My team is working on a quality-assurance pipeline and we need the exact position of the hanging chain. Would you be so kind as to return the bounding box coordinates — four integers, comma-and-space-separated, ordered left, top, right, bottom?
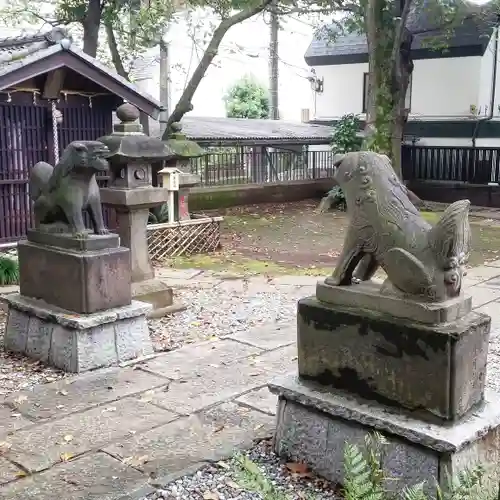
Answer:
51, 100, 59, 162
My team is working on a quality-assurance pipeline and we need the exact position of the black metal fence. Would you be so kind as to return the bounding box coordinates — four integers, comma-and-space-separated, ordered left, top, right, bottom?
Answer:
402, 145, 500, 184
189, 148, 336, 186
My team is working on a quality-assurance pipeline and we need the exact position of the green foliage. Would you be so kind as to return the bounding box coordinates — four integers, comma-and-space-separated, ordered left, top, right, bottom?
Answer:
0, 256, 19, 286
319, 113, 361, 212
148, 203, 170, 224
226, 435, 497, 500
343, 431, 494, 500
224, 75, 270, 119
233, 453, 291, 499
330, 113, 362, 155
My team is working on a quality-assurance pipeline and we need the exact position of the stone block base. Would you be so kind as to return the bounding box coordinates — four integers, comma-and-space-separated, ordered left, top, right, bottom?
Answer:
4, 294, 153, 373
132, 279, 185, 318
317, 280, 472, 324
18, 240, 131, 314
270, 375, 500, 493
298, 296, 490, 422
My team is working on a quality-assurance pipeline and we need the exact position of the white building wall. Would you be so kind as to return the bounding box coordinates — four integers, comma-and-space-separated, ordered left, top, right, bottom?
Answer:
411, 57, 482, 118
311, 56, 484, 121
134, 12, 315, 122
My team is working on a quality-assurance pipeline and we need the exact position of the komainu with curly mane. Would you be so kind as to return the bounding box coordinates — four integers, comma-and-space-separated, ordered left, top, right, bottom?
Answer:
327, 151, 471, 302
29, 141, 110, 238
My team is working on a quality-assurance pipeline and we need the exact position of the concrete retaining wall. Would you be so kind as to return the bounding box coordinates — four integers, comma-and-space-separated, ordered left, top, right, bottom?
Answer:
189, 178, 335, 211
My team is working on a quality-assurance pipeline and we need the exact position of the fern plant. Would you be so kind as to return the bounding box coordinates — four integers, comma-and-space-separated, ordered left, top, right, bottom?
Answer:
343, 432, 493, 500
0, 256, 19, 285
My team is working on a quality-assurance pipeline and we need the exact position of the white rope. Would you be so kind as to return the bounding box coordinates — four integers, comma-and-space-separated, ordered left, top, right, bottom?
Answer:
51, 100, 59, 162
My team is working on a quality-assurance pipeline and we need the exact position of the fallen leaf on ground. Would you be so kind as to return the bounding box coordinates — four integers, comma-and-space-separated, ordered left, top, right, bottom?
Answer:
60, 452, 73, 462
63, 434, 73, 443
225, 480, 240, 490
0, 442, 12, 453
216, 461, 230, 469
57, 390, 69, 396
122, 455, 149, 467
203, 491, 220, 500
286, 461, 313, 478
14, 395, 27, 404
213, 425, 225, 433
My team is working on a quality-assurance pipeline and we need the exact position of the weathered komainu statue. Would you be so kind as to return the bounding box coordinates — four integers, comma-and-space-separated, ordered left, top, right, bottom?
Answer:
29, 141, 110, 238
327, 151, 471, 302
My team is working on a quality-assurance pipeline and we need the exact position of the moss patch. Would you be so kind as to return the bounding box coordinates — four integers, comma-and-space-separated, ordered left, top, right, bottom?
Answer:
166, 253, 331, 277
190, 190, 242, 211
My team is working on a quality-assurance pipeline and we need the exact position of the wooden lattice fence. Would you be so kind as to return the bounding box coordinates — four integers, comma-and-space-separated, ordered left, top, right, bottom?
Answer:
147, 215, 223, 259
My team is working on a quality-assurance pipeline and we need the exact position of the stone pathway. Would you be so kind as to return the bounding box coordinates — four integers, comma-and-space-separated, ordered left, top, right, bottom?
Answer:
2, 264, 500, 499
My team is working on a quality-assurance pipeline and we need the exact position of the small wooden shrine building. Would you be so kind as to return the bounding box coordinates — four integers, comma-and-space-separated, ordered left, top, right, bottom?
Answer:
0, 27, 163, 242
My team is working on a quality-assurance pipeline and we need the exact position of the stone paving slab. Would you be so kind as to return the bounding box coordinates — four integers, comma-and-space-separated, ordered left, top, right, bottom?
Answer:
253, 344, 298, 374
464, 266, 500, 283
485, 260, 500, 268
0, 457, 23, 486
225, 323, 296, 350
4, 399, 178, 472
143, 356, 279, 415
4, 367, 169, 421
475, 300, 500, 338
0, 405, 34, 436
236, 387, 278, 416
164, 278, 221, 289
154, 268, 204, 280
103, 402, 273, 480
140, 338, 263, 380
144, 344, 297, 414
0, 452, 150, 500
467, 283, 500, 308
271, 275, 323, 287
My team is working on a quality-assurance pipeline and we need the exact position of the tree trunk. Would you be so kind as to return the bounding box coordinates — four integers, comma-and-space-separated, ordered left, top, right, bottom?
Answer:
269, 0, 279, 120
161, 0, 273, 139
82, 0, 102, 57
363, 0, 414, 178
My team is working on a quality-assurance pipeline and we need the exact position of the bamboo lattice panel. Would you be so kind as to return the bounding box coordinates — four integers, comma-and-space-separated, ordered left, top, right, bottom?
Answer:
147, 217, 223, 260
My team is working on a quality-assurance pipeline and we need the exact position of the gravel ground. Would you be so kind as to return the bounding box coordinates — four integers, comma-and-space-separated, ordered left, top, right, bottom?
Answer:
0, 276, 308, 394
147, 439, 339, 500
0, 310, 68, 396
148, 278, 310, 352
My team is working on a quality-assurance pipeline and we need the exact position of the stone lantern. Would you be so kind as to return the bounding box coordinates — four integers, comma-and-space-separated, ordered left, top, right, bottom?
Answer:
98, 103, 179, 317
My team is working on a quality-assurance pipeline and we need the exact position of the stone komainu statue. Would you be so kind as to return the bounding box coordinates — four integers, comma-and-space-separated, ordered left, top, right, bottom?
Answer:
29, 141, 110, 237
328, 151, 471, 302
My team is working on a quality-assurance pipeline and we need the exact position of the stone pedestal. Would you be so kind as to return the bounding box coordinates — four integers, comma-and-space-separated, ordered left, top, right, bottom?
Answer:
270, 280, 500, 491
271, 376, 500, 494
4, 294, 153, 373
19, 231, 131, 314
176, 172, 200, 221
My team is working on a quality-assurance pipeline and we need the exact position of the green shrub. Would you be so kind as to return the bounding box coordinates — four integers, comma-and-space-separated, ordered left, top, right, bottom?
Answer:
318, 113, 362, 213
331, 113, 363, 155
224, 75, 270, 119
0, 256, 19, 286
148, 203, 170, 224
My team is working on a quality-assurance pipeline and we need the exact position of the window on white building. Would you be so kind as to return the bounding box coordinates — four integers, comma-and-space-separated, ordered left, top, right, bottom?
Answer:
362, 72, 412, 113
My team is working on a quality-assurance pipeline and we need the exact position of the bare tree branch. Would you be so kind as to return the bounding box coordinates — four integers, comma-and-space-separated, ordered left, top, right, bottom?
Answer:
162, 0, 274, 137
105, 21, 129, 78
391, 0, 413, 62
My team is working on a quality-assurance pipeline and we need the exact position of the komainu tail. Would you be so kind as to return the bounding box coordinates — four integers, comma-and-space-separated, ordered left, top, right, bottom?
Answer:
428, 200, 471, 267
28, 161, 54, 201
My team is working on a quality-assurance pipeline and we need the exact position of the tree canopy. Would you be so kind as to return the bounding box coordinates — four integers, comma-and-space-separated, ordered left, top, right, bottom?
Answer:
225, 75, 270, 118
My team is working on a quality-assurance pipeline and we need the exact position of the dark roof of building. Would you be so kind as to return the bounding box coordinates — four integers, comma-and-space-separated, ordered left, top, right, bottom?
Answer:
0, 28, 163, 118
148, 116, 333, 145
305, 12, 496, 66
